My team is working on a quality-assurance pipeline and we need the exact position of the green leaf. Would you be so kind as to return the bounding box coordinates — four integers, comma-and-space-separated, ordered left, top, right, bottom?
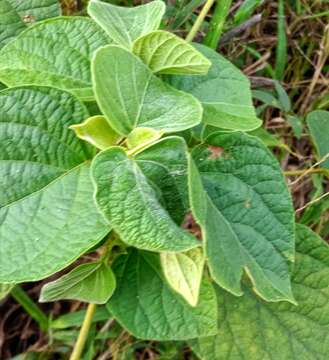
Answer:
108, 249, 218, 340
307, 110, 329, 169
91, 140, 199, 252
169, 44, 262, 131
70, 115, 122, 150
0, 0, 60, 49
92, 45, 202, 136
126, 127, 163, 151
0, 0, 26, 49
0, 17, 109, 100
0, 86, 93, 207
0, 86, 110, 283
88, 0, 165, 49
160, 248, 204, 306
0, 283, 14, 300
189, 131, 295, 302
191, 225, 329, 360
133, 30, 211, 75
40, 262, 116, 304
134, 136, 190, 224
7, 0, 60, 22
0, 164, 110, 283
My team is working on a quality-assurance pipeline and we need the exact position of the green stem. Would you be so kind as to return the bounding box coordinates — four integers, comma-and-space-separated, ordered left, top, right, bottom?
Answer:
203, 0, 233, 49
185, 0, 216, 42
70, 303, 97, 360
11, 286, 49, 331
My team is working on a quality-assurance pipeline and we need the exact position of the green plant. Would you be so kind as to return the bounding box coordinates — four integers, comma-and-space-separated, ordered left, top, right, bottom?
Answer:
1, 0, 329, 359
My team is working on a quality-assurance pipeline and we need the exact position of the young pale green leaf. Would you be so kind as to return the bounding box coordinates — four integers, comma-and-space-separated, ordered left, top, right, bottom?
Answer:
189, 131, 295, 303
88, 0, 165, 49
0, 86, 110, 283
191, 225, 329, 360
91, 142, 198, 252
92, 45, 202, 136
160, 248, 204, 307
0, 17, 109, 100
107, 249, 217, 340
126, 127, 163, 152
70, 116, 121, 150
40, 262, 116, 304
0, 283, 14, 300
307, 110, 329, 169
169, 44, 261, 131
133, 31, 211, 75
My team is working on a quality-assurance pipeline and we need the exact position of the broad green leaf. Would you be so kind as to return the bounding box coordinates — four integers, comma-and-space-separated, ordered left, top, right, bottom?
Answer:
169, 44, 261, 131
0, 86, 93, 207
70, 116, 121, 150
0, 86, 110, 283
40, 262, 116, 304
189, 131, 295, 302
126, 127, 163, 152
0, 0, 60, 49
0, 283, 14, 300
88, 0, 165, 49
92, 45, 202, 136
133, 31, 211, 75
134, 136, 190, 224
107, 249, 217, 340
7, 0, 60, 22
0, 164, 110, 283
160, 248, 204, 306
91, 141, 198, 252
0, 17, 109, 100
191, 225, 329, 360
307, 110, 329, 169
0, 0, 26, 49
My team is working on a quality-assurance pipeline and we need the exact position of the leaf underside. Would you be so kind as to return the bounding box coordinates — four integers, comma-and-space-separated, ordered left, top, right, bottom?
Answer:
40, 262, 116, 304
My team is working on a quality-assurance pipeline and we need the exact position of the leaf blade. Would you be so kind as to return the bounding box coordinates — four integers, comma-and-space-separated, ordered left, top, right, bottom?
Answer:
0, 17, 109, 99
40, 262, 116, 304
191, 225, 329, 360
169, 44, 261, 131
189, 132, 295, 302
92, 45, 202, 135
108, 249, 217, 340
88, 0, 165, 49
160, 248, 205, 306
91, 143, 199, 252
133, 30, 211, 75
